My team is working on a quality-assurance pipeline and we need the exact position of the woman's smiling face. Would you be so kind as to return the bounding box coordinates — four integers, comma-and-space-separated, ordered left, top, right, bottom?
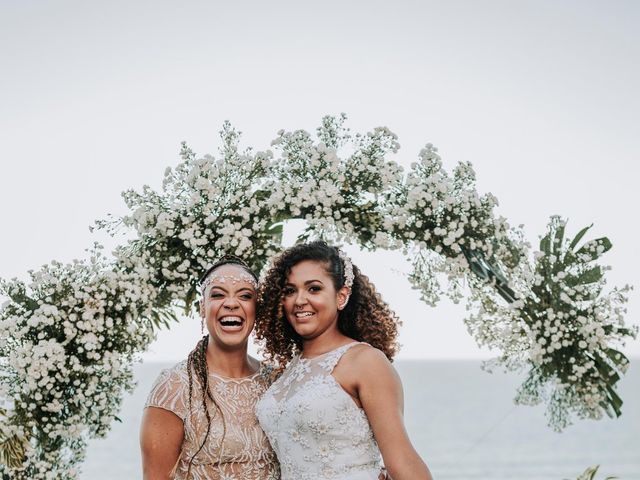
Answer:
201, 264, 256, 349
282, 260, 349, 340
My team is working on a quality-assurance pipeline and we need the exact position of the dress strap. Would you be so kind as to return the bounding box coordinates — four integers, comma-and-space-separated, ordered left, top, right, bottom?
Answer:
317, 342, 364, 373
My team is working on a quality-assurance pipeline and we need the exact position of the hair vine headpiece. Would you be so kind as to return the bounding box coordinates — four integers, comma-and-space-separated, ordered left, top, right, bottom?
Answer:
199, 255, 258, 294
337, 248, 354, 289
200, 272, 258, 295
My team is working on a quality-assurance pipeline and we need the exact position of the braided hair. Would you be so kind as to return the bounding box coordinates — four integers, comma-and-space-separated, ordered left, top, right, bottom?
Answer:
183, 255, 257, 478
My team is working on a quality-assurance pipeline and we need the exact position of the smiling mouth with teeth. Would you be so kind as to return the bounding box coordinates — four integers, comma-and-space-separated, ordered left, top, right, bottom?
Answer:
295, 312, 314, 318
219, 316, 243, 326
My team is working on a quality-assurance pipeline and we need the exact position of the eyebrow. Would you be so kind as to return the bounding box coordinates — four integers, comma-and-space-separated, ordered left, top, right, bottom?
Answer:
285, 279, 325, 286
209, 286, 255, 293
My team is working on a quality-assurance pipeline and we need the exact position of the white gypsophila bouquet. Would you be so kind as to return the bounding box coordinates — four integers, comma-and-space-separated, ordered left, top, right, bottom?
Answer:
470, 217, 636, 430
0, 247, 156, 479
104, 116, 406, 320
102, 122, 284, 319
391, 143, 522, 305
367, 140, 635, 429
0, 115, 635, 477
265, 114, 404, 250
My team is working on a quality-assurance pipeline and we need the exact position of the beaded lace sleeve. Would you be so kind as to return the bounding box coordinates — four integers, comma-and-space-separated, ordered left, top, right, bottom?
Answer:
144, 361, 189, 422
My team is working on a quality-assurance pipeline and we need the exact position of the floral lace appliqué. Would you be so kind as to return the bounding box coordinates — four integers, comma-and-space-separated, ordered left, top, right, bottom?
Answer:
255, 343, 382, 480
146, 360, 280, 480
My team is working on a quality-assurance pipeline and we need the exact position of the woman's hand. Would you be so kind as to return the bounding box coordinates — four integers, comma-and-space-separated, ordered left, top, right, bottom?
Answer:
140, 407, 184, 480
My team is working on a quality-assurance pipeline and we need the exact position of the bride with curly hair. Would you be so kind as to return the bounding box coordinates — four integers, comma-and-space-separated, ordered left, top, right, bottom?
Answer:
255, 241, 433, 480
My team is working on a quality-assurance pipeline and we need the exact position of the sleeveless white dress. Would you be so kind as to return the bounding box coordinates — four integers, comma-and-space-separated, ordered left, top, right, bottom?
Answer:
256, 342, 382, 480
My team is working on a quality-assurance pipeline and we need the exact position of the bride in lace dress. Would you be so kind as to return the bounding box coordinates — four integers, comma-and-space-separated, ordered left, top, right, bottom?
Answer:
255, 242, 433, 480
140, 256, 279, 480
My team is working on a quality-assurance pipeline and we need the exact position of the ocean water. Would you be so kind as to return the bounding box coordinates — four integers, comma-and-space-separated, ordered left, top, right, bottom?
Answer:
81, 360, 639, 479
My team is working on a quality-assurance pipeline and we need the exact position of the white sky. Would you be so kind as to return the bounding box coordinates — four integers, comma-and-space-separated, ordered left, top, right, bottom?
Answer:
1, 0, 638, 361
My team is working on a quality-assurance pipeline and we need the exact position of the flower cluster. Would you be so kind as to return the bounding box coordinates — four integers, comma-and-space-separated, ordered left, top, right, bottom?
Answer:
385, 143, 523, 306
463, 217, 636, 430
0, 248, 156, 479
510, 218, 634, 429
106, 122, 285, 315
0, 115, 635, 476
265, 114, 404, 248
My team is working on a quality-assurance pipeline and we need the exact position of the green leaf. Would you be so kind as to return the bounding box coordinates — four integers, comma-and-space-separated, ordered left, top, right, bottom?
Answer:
602, 325, 635, 337
593, 353, 620, 384
540, 232, 551, 255
577, 265, 603, 284
254, 189, 271, 203
604, 348, 630, 370
575, 465, 599, 480
150, 306, 178, 330
150, 311, 170, 330
568, 224, 593, 252
265, 221, 284, 244
461, 248, 489, 281
551, 221, 565, 254
605, 384, 623, 417
183, 286, 197, 315
563, 225, 592, 265
267, 222, 284, 235
573, 237, 612, 262
565, 266, 603, 287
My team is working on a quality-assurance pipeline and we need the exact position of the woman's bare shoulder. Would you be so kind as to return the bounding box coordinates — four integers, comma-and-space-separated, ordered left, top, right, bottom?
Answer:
344, 343, 395, 374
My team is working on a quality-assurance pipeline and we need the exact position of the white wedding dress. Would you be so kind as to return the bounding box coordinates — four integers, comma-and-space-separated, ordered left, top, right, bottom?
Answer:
256, 342, 382, 480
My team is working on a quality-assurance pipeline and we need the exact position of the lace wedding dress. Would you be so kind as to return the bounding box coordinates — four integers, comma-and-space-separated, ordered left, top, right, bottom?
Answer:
256, 342, 382, 480
145, 360, 280, 480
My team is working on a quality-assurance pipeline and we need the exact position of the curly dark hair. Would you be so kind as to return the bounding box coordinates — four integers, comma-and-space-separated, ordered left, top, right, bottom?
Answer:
255, 241, 401, 367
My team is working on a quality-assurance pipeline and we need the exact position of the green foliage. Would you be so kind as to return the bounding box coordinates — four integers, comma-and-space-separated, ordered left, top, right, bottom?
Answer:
564, 465, 618, 480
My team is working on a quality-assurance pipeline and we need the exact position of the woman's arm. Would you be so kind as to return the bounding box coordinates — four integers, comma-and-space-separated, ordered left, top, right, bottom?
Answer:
140, 406, 184, 480
348, 347, 433, 480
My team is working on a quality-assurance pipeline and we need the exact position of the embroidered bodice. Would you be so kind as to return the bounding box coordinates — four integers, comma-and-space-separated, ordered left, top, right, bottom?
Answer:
145, 360, 280, 480
255, 343, 382, 480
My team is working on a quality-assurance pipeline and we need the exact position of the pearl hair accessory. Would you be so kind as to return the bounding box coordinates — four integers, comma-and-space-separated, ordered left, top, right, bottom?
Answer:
337, 249, 354, 310
337, 249, 354, 288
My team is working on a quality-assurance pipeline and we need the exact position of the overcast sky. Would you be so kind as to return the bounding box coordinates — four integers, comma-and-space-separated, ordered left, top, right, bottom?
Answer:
1, 0, 638, 361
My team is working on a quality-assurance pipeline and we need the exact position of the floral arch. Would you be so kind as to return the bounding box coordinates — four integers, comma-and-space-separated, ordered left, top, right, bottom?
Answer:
0, 115, 635, 479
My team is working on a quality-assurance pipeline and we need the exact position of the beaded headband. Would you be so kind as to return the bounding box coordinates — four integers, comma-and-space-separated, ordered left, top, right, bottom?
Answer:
200, 272, 258, 295
199, 261, 258, 295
